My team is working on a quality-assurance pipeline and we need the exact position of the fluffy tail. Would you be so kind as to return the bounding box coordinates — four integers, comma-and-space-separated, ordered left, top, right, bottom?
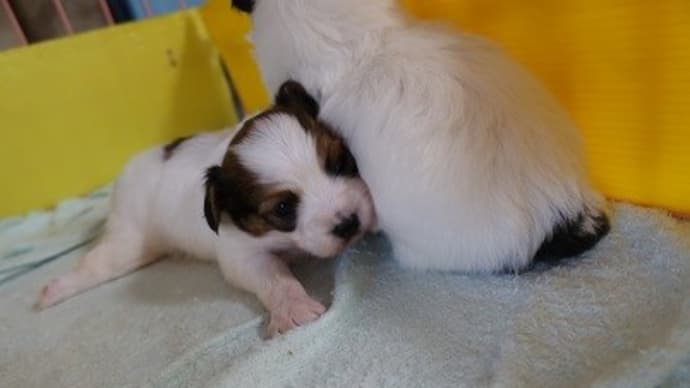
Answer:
534, 206, 611, 263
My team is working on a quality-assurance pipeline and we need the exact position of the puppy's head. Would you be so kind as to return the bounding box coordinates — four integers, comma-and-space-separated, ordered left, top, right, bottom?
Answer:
204, 81, 375, 258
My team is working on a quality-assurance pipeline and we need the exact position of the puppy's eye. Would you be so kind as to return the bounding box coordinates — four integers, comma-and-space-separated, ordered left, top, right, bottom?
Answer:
262, 191, 300, 232
332, 158, 346, 176
274, 201, 296, 219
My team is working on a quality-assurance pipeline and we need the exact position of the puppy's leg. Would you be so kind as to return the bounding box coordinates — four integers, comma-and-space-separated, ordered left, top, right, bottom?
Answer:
217, 253, 326, 337
37, 223, 160, 309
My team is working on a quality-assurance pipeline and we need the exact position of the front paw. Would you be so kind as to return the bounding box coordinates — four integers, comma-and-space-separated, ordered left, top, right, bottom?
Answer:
266, 285, 326, 337
35, 275, 75, 310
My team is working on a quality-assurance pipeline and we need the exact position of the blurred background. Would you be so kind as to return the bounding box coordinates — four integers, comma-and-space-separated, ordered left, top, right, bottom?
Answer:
0, 0, 205, 50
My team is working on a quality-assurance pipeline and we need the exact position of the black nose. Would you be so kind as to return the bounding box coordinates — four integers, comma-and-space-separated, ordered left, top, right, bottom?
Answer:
331, 214, 360, 240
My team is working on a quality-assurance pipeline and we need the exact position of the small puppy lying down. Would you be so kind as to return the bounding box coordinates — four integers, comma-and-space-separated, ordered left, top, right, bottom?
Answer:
37, 81, 376, 336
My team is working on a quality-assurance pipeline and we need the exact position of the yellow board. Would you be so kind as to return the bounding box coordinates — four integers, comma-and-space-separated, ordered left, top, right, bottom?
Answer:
200, 0, 270, 114
211, 0, 690, 214
0, 10, 236, 217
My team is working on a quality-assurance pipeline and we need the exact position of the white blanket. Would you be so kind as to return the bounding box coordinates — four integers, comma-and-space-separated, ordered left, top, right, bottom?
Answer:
2, 190, 690, 387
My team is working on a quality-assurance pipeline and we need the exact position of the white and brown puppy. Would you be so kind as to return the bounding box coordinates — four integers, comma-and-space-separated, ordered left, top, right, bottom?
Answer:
37, 81, 376, 336
232, 0, 610, 273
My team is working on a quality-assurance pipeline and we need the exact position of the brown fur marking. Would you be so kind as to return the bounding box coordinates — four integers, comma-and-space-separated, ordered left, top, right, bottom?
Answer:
163, 136, 191, 160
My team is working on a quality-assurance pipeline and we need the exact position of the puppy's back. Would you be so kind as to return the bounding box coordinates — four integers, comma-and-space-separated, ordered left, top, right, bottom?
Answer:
108, 130, 230, 260
325, 22, 609, 272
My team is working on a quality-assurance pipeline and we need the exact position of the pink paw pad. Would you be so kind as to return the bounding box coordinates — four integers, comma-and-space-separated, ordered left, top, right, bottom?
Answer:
266, 294, 326, 337
36, 278, 71, 310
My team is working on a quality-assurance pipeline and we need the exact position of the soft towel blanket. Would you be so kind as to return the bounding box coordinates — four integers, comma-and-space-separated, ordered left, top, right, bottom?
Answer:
2, 190, 690, 387
0, 188, 330, 388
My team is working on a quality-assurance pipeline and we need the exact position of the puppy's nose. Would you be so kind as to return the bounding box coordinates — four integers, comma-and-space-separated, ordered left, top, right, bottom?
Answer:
331, 213, 360, 240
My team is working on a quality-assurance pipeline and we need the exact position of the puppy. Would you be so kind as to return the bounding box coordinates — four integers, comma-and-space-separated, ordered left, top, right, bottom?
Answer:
37, 81, 376, 336
231, 0, 611, 273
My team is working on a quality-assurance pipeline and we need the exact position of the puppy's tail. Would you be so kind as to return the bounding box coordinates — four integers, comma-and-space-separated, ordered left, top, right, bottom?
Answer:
533, 205, 611, 263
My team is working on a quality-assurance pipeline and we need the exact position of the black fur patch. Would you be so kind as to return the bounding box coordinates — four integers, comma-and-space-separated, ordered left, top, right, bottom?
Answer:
163, 136, 191, 160
203, 166, 225, 233
275, 80, 320, 119
231, 0, 255, 13
203, 159, 262, 235
534, 210, 611, 263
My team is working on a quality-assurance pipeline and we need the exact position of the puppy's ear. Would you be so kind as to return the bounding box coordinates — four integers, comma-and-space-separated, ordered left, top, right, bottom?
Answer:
204, 166, 226, 233
231, 0, 255, 13
275, 80, 320, 119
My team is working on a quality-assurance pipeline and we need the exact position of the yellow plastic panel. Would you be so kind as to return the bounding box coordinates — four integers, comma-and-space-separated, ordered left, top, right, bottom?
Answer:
200, 0, 270, 114
400, 0, 690, 213
0, 10, 236, 217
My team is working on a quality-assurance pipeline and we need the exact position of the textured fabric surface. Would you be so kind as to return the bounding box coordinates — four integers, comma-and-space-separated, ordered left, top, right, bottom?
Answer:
0, 188, 256, 387
2, 191, 690, 387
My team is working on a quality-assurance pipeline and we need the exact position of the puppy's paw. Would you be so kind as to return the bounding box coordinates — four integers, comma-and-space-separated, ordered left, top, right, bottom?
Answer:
35, 276, 75, 310
266, 285, 326, 337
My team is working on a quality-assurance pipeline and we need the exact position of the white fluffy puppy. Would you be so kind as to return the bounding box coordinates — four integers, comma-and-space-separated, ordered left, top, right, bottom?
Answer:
37, 81, 376, 336
231, 0, 610, 273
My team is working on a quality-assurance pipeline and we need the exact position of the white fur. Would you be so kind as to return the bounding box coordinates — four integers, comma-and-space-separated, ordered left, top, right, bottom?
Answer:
246, 0, 607, 272
37, 114, 375, 337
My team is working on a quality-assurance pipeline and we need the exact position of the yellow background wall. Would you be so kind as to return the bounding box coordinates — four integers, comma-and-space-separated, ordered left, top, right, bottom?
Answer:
0, 11, 236, 217
1, 1, 688, 217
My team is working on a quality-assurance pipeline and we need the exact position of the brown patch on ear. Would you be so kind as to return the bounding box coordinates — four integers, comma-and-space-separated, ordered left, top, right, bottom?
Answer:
163, 136, 191, 160
312, 123, 359, 177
